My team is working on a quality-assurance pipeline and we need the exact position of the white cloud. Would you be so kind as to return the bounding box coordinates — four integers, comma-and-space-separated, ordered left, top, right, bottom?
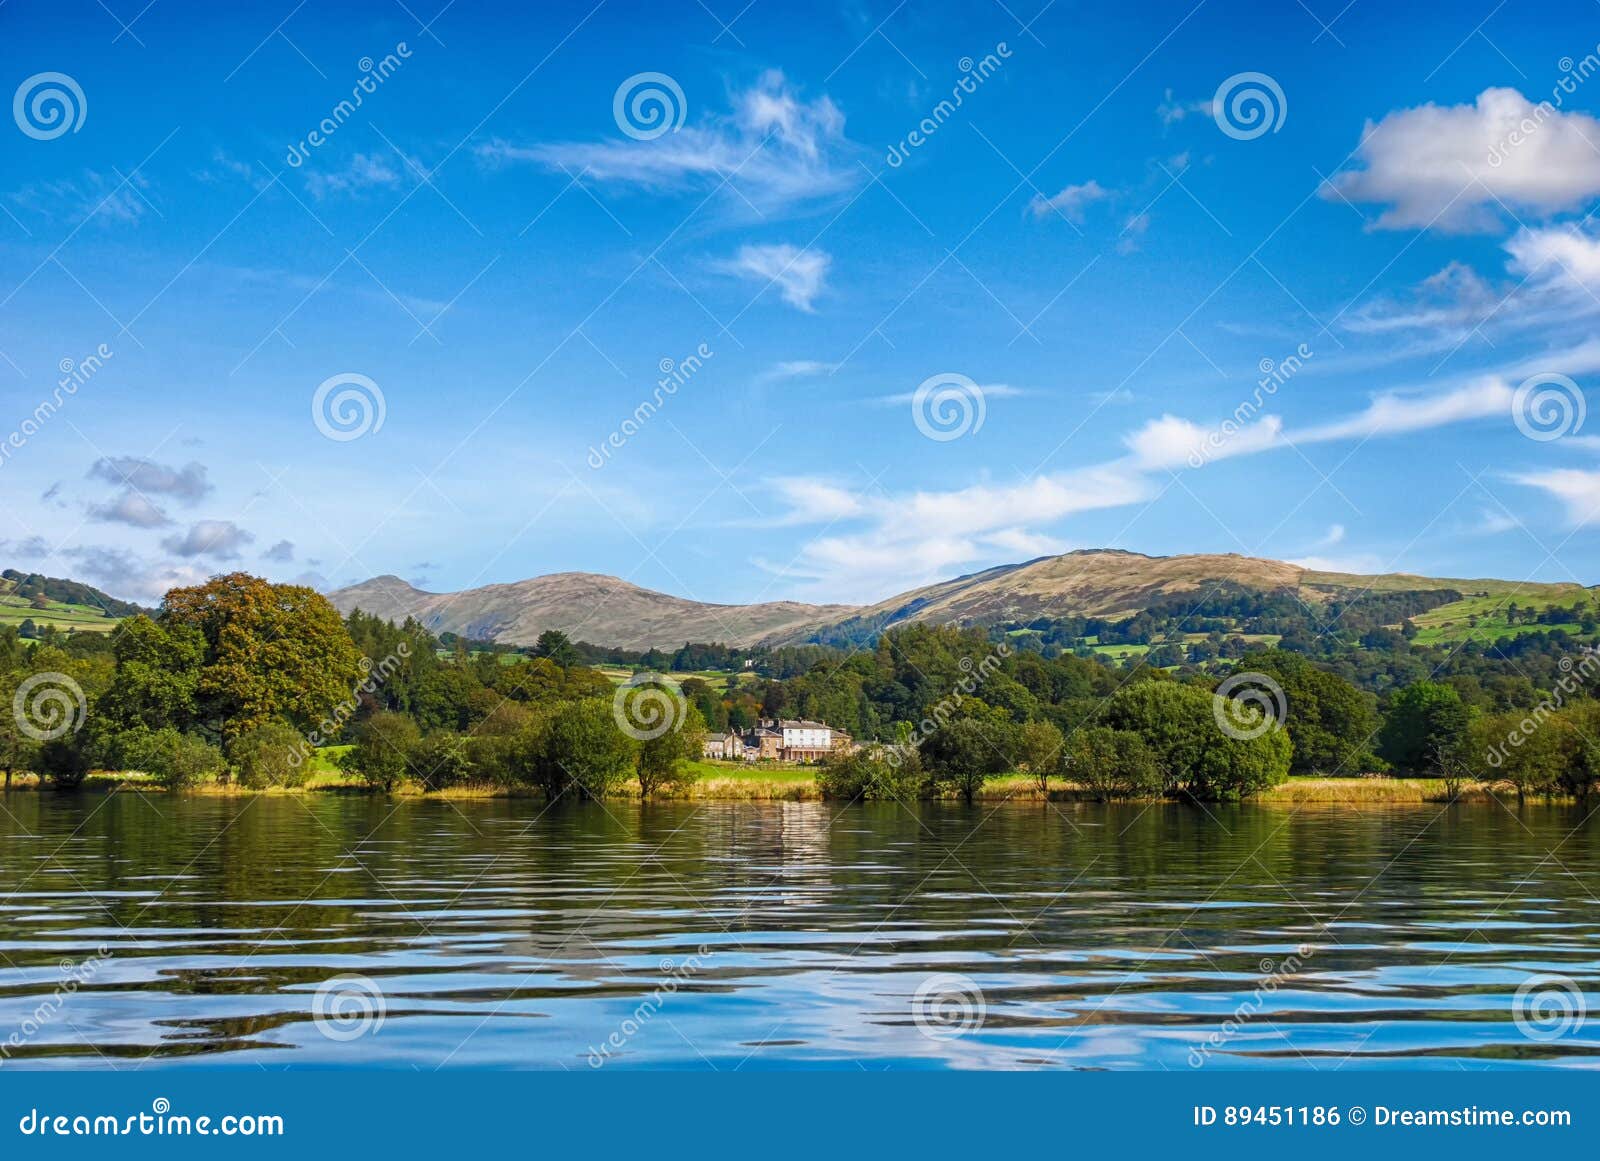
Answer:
88, 489, 172, 529
1509, 467, 1600, 525
1325, 88, 1600, 231
1030, 179, 1110, 223
161, 520, 255, 559
874, 383, 1027, 405
1117, 211, 1150, 254
483, 72, 859, 217
303, 152, 401, 199
1123, 413, 1282, 469
763, 359, 838, 381
1297, 377, 1512, 442
1289, 553, 1390, 575
262, 539, 295, 563
717, 243, 830, 311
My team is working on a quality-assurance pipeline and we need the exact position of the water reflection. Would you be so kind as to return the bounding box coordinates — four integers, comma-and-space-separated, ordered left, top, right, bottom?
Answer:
0, 795, 1596, 1069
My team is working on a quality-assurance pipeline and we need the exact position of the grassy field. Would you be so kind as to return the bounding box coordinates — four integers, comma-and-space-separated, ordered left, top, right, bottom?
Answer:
1410, 591, 1597, 646
0, 593, 122, 633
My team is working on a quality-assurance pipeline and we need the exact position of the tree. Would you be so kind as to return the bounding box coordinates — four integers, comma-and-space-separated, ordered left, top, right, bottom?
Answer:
817, 743, 927, 802
533, 629, 579, 668
921, 718, 1015, 804
338, 713, 421, 792
1104, 680, 1291, 800
229, 721, 312, 789
123, 728, 226, 789
98, 615, 205, 733
1379, 681, 1473, 776
161, 573, 363, 744
1014, 719, 1064, 796
1474, 710, 1568, 805
1237, 651, 1381, 775
411, 731, 475, 791
637, 703, 707, 799
531, 699, 638, 801
1062, 726, 1163, 801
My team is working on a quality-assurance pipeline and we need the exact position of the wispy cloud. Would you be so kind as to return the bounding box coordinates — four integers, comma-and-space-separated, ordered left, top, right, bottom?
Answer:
716, 243, 830, 311
161, 520, 255, 559
1029, 179, 1111, 223
88, 457, 212, 504
480, 71, 861, 218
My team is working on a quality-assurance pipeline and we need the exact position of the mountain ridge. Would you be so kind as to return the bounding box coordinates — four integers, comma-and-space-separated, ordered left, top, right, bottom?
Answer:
327, 550, 1594, 651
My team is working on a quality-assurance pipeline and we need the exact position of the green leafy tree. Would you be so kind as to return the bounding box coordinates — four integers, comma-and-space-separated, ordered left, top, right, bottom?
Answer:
1104, 680, 1291, 799
161, 573, 363, 744
411, 731, 475, 791
1063, 725, 1163, 801
1379, 681, 1473, 776
921, 718, 1016, 804
338, 713, 422, 792
1237, 651, 1381, 774
229, 721, 312, 789
532, 629, 579, 668
531, 699, 638, 800
637, 703, 707, 799
817, 743, 927, 802
1014, 719, 1064, 796
1474, 710, 1568, 804
122, 727, 226, 789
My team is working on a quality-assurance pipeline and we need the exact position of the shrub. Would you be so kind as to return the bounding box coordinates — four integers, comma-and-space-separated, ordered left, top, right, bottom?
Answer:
412, 731, 474, 791
123, 727, 226, 789
817, 744, 927, 802
229, 721, 311, 789
1062, 726, 1162, 801
338, 713, 422, 792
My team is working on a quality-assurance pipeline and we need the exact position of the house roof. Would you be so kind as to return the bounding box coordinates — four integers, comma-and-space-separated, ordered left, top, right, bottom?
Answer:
779, 719, 830, 730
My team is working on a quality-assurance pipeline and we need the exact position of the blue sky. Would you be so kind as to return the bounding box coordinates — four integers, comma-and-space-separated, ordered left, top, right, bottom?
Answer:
6, 0, 1600, 608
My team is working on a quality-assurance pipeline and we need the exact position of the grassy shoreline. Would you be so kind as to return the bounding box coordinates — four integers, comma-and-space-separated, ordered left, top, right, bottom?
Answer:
0, 765, 1548, 805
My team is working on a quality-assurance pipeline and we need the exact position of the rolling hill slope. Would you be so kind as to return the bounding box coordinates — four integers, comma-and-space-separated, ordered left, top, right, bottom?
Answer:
330, 551, 1595, 651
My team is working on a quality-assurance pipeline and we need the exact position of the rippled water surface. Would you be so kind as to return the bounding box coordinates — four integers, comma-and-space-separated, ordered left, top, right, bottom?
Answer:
1, 794, 1597, 1069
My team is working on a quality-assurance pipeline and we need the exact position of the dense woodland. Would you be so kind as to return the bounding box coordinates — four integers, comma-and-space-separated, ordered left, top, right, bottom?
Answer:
2, 571, 1599, 804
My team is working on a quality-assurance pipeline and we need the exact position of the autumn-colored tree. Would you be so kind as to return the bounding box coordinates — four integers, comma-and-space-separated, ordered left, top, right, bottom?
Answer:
161, 573, 362, 743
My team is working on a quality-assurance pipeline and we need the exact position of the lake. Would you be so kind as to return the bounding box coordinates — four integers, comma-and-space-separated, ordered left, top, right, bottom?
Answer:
0, 794, 1596, 1069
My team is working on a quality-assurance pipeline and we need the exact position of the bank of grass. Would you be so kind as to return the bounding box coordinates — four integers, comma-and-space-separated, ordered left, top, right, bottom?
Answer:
0, 760, 1547, 805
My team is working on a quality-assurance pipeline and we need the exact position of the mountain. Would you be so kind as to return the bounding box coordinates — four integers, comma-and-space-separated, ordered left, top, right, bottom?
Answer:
329, 551, 1593, 651
327, 573, 858, 652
